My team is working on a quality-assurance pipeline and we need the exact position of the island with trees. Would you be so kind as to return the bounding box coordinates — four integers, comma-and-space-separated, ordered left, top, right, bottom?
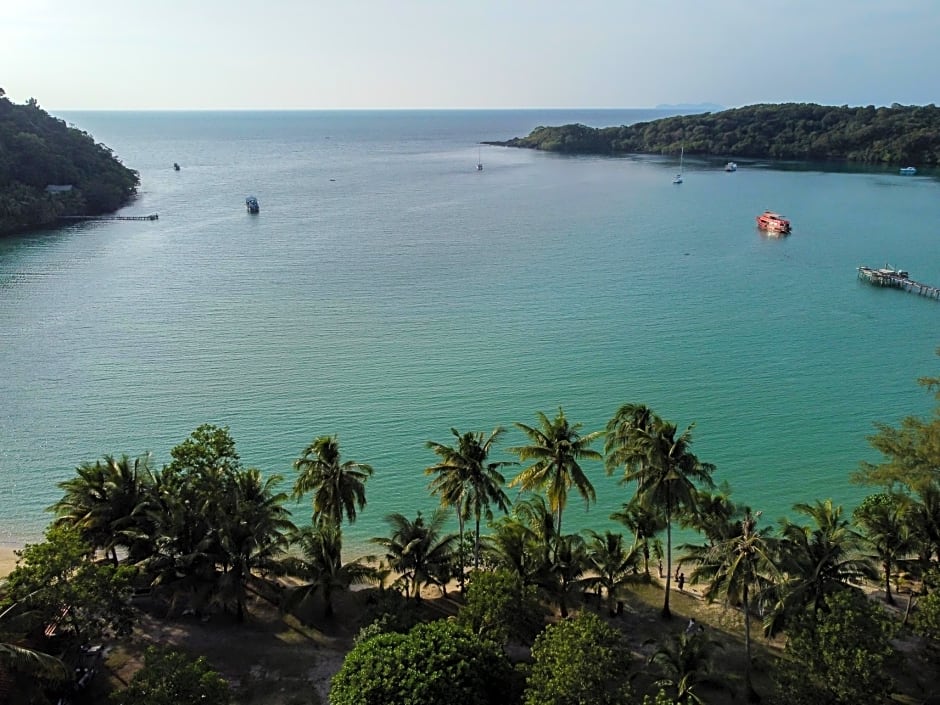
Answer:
1, 350, 939, 705
488, 102, 940, 166
0, 89, 139, 236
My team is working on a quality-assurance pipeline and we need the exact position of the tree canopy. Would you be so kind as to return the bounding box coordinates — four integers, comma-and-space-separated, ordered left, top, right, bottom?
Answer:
0, 91, 139, 235
490, 102, 940, 166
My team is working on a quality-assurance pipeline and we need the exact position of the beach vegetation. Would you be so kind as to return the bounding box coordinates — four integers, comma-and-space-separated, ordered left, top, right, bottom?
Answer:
110, 645, 231, 705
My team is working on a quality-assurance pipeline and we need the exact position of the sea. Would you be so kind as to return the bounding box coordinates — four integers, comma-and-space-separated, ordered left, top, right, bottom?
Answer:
1, 109, 938, 557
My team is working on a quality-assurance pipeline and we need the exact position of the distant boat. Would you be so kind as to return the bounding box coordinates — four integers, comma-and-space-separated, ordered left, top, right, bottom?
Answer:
173, 162, 181, 171
673, 144, 684, 184
245, 196, 260, 214
725, 161, 737, 172
756, 210, 791, 235
477, 147, 483, 171
899, 166, 917, 175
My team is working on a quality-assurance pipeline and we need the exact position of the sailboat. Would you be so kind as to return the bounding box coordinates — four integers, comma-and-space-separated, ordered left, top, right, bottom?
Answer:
672, 144, 684, 184
476, 147, 483, 171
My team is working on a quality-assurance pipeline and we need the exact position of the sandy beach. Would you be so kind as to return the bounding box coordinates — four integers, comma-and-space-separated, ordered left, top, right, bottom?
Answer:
1, 546, 20, 578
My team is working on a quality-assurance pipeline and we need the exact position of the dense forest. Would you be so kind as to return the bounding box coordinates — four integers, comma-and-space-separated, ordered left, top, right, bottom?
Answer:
490, 102, 940, 165
0, 89, 139, 236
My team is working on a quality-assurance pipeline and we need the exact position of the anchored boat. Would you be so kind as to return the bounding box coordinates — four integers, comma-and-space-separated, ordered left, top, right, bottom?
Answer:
245, 196, 260, 214
756, 210, 791, 234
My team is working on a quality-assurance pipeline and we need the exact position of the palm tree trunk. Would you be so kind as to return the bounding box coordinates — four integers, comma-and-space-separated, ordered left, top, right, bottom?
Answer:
455, 508, 466, 594
884, 558, 894, 605
743, 584, 759, 702
474, 514, 482, 571
662, 508, 672, 619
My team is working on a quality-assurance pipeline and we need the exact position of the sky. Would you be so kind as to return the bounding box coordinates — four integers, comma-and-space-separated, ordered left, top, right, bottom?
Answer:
2, 0, 938, 111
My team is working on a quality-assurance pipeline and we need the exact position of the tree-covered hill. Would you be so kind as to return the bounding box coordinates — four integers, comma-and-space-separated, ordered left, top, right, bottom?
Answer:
0, 89, 139, 236
489, 102, 940, 166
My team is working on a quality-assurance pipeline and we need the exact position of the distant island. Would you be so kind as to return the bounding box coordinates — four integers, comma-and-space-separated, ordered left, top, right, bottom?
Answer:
655, 102, 725, 112
486, 102, 940, 166
0, 89, 139, 236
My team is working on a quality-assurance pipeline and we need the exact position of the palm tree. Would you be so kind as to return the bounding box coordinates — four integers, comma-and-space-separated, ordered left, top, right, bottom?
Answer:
854, 493, 915, 605
480, 516, 545, 587
771, 499, 874, 627
281, 523, 376, 618
50, 454, 155, 563
425, 427, 513, 589
292, 435, 373, 532
545, 533, 587, 618
508, 408, 603, 537
215, 469, 295, 621
370, 510, 457, 601
692, 509, 776, 702
611, 497, 665, 578
648, 630, 728, 705
605, 404, 715, 618
582, 530, 641, 615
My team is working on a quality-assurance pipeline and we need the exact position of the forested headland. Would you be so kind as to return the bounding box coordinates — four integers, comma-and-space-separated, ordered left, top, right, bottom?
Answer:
489, 102, 940, 166
0, 89, 139, 236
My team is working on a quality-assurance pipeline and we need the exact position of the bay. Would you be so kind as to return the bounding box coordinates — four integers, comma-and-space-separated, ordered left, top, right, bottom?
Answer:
1, 109, 938, 555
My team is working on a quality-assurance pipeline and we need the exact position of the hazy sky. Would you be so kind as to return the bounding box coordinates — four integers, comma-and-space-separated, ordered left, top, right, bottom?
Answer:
2, 0, 937, 110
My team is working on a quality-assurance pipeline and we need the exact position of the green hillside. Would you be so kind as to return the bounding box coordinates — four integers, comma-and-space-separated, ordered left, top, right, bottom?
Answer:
490, 102, 940, 165
0, 89, 139, 236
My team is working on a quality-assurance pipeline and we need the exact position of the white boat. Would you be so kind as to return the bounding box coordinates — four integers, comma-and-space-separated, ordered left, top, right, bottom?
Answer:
673, 144, 684, 184
725, 161, 737, 172
899, 166, 917, 175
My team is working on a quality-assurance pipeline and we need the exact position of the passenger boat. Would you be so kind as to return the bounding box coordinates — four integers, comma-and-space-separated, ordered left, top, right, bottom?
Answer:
899, 166, 917, 175
245, 196, 260, 214
724, 162, 737, 172
756, 210, 791, 234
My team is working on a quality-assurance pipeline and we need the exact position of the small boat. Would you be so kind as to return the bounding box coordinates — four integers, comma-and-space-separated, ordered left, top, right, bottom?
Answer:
173, 162, 181, 171
673, 144, 684, 184
476, 147, 483, 171
724, 162, 737, 172
756, 210, 791, 234
899, 166, 917, 175
245, 196, 260, 214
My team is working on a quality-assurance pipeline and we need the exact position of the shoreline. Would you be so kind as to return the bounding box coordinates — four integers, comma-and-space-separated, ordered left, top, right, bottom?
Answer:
1, 546, 20, 578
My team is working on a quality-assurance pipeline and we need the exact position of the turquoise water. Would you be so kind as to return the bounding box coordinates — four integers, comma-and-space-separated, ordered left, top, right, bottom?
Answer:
1, 110, 938, 555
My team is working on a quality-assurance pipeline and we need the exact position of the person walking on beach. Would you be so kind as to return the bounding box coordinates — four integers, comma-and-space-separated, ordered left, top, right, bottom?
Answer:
677, 572, 685, 591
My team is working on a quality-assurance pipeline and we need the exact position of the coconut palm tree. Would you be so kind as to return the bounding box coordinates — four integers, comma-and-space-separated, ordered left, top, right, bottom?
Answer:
545, 533, 588, 618
770, 499, 874, 629
581, 529, 641, 615
605, 404, 715, 618
370, 510, 456, 601
50, 454, 155, 563
854, 493, 915, 605
647, 630, 729, 705
611, 497, 665, 578
425, 427, 513, 589
480, 516, 545, 587
508, 408, 603, 537
292, 435, 373, 531
281, 523, 376, 618
691, 509, 776, 702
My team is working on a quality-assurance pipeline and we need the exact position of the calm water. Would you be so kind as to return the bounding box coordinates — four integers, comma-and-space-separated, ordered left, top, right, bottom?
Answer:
1, 110, 938, 554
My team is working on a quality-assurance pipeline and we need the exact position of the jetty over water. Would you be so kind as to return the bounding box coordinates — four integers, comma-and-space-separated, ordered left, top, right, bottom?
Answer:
58, 214, 159, 221
857, 265, 940, 300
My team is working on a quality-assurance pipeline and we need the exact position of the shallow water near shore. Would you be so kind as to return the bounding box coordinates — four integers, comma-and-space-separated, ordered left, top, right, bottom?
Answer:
1, 109, 938, 555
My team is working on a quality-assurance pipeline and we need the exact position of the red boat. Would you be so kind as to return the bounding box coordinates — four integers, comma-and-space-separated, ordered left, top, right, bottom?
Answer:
756, 210, 791, 234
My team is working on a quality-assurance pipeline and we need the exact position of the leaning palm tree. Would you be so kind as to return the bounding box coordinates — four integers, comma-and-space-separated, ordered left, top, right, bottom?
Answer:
370, 510, 457, 601
292, 435, 373, 533
581, 529, 641, 615
692, 509, 776, 702
509, 408, 603, 537
281, 523, 377, 618
606, 404, 715, 618
425, 427, 514, 589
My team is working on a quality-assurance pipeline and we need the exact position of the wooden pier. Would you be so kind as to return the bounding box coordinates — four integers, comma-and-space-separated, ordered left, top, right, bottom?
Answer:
858, 265, 940, 300
58, 214, 159, 221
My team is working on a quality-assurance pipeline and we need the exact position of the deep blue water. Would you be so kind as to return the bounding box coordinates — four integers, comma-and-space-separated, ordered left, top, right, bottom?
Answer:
1, 109, 938, 554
